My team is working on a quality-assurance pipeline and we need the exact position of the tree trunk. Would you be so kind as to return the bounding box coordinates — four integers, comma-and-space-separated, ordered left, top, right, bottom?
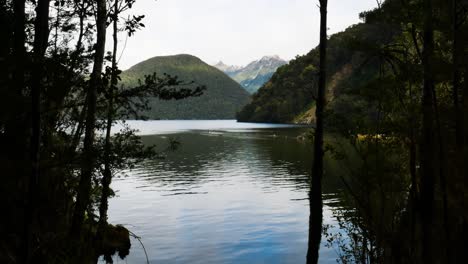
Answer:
420, 0, 436, 262
12, 0, 25, 95
13, 0, 26, 261
8, 0, 28, 159
463, 60, 468, 230
409, 127, 418, 258
25, 0, 50, 262
99, 0, 119, 228
70, 0, 87, 70
307, 1, 327, 263
71, 0, 107, 237
452, 0, 462, 149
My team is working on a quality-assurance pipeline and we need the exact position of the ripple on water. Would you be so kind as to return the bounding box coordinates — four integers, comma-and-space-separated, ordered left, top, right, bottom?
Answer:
106, 124, 343, 264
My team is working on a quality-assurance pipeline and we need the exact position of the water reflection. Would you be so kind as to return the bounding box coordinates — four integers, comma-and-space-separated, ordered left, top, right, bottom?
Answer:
107, 123, 344, 263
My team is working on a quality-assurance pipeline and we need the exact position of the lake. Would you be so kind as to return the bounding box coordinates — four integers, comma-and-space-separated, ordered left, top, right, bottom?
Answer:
106, 120, 346, 263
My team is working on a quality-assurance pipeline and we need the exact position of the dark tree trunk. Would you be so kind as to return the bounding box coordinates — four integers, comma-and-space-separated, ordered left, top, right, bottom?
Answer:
452, 0, 462, 149
409, 123, 419, 258
99, 0, 119, 228
71, 0, 107, 237
8, 0, 28, 159
307, 1, 327, 263
433, 87, 450, 261
459, 1, 468, 213
25, 0, 50, 262
463, 64, 468, 217
420, 0, 436, 262
70, 0, 88, 70
409, 129, 417, 200
13, 0, 25, 95
13, 0, 26, 261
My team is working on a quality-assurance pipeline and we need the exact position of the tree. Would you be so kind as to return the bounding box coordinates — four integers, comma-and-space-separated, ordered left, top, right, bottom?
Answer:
307, 0, 328, 263
26, 0, 51, 262
419, 0, 437, 262
98, 0, 121, 231
71, 0, 107, 239
0, 0, 208, 261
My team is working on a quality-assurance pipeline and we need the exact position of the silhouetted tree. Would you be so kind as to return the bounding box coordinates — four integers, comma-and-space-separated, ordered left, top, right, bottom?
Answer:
99, 0, 120, 231
419, 0, 437, 262
307, 0, 327, 263
71, 0, 107, 240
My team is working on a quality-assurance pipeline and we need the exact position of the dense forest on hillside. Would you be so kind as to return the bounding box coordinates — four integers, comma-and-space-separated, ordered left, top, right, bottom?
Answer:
1, 0, 468, 263
240, 0, 468, 263
236, 22, 397, 123
122, 55, 250, 119
0, 0, 204, 262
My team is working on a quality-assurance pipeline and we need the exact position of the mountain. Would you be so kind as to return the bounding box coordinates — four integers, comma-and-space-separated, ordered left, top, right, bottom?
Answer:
214, 55, 288, 94
121, 54, 250, 120
213, 61, 241, 74
236, 22, 395, 124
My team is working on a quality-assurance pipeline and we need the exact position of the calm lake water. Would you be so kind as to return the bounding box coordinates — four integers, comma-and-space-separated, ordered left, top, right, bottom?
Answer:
106, 120, 345, 263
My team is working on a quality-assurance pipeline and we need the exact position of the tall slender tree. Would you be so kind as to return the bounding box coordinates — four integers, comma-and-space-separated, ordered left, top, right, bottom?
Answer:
420, 0, 436, 262
307, 0, 327, 263
25, 0, 51, 262
99, 0, 119, 229
452, 0, 462, 149
8, 0, 27, 161
71, 0, 107, 237
13, 0, 27, 261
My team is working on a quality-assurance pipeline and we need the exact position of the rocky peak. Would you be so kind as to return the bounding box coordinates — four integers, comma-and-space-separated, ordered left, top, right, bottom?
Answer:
213, 55, 288, 94
213, 61, 241, 73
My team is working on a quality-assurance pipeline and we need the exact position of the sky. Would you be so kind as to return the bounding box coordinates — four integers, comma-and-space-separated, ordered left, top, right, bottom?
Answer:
116, 0, 379, 70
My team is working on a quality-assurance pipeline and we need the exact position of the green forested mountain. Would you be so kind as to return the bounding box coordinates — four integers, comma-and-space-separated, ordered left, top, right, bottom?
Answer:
2, 0, 468, 262
236, 2, 468, 262
122, 54, 250, 119
236, 22, 396, 124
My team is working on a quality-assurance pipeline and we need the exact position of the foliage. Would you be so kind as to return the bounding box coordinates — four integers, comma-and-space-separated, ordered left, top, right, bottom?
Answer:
237, 0, 468, 262
0, 0, 204, 262
311, 0, 467, 263
236, 23, 396, 123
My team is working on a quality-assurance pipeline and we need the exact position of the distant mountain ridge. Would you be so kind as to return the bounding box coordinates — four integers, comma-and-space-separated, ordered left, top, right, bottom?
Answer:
213, 61, 242, 74
121, 54, 250, 120
214, 56, 288, 94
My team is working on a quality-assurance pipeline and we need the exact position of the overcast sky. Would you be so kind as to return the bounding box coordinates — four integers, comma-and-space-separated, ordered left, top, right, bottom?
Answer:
116, 0, 379, 70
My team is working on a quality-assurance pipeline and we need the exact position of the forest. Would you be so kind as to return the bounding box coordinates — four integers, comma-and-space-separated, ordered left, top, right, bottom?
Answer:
0, 0, 204, 262
120, 54, 250, 120
300, 0, 468, 263
0, 0, 467, 263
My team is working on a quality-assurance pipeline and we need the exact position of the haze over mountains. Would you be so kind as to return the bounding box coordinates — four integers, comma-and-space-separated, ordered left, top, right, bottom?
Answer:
121, 54, 250, 120
214, 56, 288, 94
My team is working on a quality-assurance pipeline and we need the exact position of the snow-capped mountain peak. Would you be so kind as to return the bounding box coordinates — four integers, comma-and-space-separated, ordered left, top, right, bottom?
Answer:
213, 55, 288, 94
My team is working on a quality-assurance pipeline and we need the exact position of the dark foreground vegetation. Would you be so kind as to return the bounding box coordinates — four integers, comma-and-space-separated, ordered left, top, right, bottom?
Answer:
0, 0, 203, 262
280, 0, 468, 263
1, 0, 468, 263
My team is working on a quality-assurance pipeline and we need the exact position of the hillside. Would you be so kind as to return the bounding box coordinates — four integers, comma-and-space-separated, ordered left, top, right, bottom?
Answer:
121, 54, 250, 119
236, 22, 396, 124
214, 56, 287, 94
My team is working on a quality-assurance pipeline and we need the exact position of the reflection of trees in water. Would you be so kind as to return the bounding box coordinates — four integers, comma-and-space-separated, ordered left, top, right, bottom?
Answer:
133, 130, 345, 194
137, 130, 406, 263
138, 130, 413, 263
322, 137, 410, 263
